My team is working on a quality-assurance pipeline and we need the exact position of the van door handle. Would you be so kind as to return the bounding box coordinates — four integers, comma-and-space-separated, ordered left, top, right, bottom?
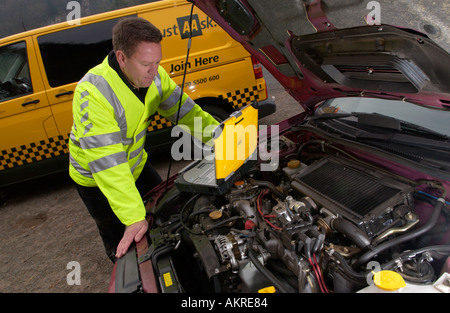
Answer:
55, 90, 74, 97
22, 99, 40, 107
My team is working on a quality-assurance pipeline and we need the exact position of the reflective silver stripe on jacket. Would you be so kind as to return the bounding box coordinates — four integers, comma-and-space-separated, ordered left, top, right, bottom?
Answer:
79, 131, 122, 149
129, 143, 144, 160
157, 77, 196, 122
130, 150, 143, 174
70, 132, 81, 148
69, 154, 93, 179
80, 90, 89, 99
79, 73, 132, 145
80, 112, 89, 123
154, 74, 163, 98
135, 127, 147, 143
88, 151, 127, 174
80, 100, 89, 112
160, 85, 182, 111
84, 123, 93, 135
79, 96, 92, 135
166, 97, 195, 123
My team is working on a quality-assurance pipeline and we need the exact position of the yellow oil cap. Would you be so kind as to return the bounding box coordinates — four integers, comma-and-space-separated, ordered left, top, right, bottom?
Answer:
287, 160, 301, 169
258, 286, 276, 293
234, 180, 245, 189
373, 270, 406, 291
209, 210, 222, 220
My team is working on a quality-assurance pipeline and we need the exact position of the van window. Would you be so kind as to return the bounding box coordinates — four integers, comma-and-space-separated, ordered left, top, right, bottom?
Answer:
0, 41, 33, 102
38, 18, 125, 87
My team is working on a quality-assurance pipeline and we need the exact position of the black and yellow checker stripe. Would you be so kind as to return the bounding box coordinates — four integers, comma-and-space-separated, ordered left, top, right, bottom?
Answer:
219, 86, 259, 109
0, 135, 69, 171
147, 114, 173, 132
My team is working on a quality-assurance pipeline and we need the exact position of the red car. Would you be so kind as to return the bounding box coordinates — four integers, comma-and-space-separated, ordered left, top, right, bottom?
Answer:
110, 0, 450, 294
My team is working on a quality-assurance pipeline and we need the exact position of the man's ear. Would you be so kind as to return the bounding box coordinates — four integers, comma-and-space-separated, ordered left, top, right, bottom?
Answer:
115, 50, 127, 68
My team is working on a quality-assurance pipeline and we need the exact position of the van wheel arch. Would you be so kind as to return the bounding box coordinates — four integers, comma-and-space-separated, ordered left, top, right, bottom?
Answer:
195, 97, 233, 122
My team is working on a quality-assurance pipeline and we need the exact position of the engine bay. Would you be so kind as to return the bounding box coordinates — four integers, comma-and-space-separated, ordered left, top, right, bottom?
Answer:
143, 127, 450, 293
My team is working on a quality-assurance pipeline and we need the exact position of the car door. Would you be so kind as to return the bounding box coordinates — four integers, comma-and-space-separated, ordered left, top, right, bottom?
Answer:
0, 37, 60, 187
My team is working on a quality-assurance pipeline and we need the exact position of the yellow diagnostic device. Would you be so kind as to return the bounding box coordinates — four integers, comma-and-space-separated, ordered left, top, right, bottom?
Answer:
176, 103, 259, 195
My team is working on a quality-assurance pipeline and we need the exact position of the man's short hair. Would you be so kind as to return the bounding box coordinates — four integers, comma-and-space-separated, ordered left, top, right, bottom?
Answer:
113, 17, 163, 57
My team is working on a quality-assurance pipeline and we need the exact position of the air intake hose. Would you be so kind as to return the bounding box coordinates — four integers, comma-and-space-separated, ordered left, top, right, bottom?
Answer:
331, 218, 371, 249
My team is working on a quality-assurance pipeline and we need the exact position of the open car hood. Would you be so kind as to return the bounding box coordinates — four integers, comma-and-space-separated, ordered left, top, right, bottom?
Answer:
191, 0, 450, 112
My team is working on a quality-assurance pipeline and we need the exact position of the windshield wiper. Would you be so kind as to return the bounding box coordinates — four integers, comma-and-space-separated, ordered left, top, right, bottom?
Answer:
398, 120, 448, 140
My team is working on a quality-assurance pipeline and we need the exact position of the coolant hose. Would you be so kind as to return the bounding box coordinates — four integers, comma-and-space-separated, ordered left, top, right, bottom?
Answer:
151, 246, 175, 276
355, 198, 446, 267
247, 178, 286, 200
332, 250, 368, 281
382, 245, 450, 270
248, 250, 293, 293
331, 218, 371, 249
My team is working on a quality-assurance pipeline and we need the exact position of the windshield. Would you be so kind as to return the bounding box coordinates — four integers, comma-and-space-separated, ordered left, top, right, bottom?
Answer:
316, 97, 450, 136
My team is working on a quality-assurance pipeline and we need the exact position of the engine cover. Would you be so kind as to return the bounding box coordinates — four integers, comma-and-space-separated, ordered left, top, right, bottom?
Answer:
291, 156, 415, 237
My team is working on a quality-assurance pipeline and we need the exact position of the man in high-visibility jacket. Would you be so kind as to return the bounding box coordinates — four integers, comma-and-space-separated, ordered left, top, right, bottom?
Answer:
69, 17, 219, 262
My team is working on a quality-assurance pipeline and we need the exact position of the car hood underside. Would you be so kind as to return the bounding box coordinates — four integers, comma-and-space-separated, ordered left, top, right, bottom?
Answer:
192, 0, 450, 111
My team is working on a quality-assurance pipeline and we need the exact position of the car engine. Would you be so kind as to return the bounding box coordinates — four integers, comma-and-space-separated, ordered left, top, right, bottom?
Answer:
146, 130, 449, 293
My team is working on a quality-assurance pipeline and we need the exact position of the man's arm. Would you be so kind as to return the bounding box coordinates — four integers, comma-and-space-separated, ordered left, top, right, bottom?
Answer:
155, 66, 220, 142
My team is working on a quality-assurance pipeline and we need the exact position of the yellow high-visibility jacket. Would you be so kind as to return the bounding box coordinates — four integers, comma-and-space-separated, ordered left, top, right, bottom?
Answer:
69, 56, 218, 226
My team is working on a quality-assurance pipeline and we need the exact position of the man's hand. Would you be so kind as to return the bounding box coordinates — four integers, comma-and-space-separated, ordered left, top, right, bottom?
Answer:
115, 220, 148, 259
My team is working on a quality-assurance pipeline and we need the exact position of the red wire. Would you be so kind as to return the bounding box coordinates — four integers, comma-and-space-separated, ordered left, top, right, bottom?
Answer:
257, 189, 283, 230
313, 254, 329, 293
256, 189, 268, 216
257, 190, 330, 292
309, 258, 325, 293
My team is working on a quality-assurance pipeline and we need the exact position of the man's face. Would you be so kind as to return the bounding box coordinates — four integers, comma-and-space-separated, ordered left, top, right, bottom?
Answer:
116, 41, 162, 88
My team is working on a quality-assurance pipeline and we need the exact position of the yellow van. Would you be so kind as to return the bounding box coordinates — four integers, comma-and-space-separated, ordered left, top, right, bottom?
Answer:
0, 0, 274, 188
